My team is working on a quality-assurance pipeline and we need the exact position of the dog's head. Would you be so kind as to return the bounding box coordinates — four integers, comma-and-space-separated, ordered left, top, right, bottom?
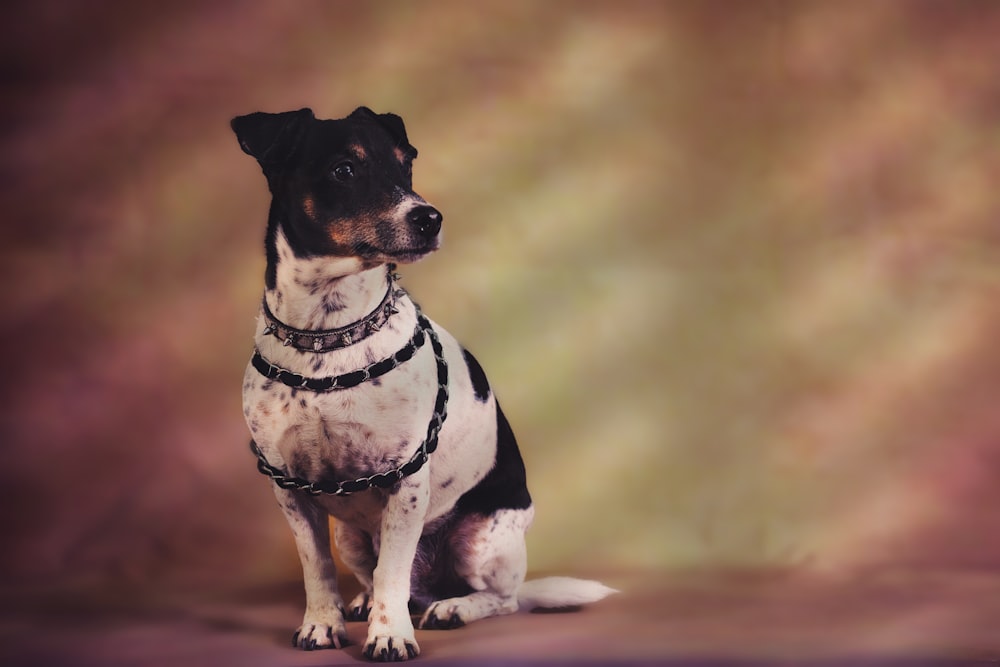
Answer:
231, 107, 442, 281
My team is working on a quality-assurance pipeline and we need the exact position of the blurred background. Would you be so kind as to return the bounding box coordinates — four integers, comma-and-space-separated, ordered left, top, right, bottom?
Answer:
2, 0, 1000, 611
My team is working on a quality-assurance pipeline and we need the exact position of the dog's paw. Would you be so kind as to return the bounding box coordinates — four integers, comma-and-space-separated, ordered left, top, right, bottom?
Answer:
292, 621, 348, 651
418, 600, 467, 630
347, 591, 373, 622
362, 635, 419, 662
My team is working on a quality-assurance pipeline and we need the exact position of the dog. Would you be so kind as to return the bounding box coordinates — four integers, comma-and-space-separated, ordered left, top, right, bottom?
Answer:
232, 107, 615, 661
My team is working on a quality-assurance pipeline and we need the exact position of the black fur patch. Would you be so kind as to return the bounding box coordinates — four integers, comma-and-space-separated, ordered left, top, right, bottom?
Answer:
461, 348, 491, 403
454, 401, 532, 515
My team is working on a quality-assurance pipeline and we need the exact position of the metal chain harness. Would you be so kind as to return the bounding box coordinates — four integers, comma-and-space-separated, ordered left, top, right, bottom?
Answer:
248, 310, 449, 496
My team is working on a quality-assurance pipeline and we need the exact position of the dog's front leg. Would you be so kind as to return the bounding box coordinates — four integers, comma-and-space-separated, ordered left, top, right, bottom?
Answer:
274, 487, 348, 650
363, 470, 429, 661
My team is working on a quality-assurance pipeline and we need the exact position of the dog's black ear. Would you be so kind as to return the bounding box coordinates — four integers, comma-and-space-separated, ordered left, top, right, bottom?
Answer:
231, 108, 314, 166
349, 106, 415, 155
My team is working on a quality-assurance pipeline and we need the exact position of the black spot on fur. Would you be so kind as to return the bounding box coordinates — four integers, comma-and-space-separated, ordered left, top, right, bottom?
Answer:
290, 449, 313, 478
455, 401, 531, 515
461, 348, 491, 403
321, 293, 345, 314
439, 477, 454, 490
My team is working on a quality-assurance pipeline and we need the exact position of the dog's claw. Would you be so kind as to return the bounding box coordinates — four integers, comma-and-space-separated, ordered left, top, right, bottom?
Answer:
363, 636, 419, 662
346, 592, 373, 622
419, 602, 466, 630
292, 622, 348, 651
429, 612, 464, 630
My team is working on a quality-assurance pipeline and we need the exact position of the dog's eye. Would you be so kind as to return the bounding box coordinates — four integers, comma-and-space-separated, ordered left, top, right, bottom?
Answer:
331, 162, 355, 182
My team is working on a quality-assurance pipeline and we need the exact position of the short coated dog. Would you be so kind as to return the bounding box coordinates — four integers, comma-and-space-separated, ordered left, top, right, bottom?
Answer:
232, 107, 614, 661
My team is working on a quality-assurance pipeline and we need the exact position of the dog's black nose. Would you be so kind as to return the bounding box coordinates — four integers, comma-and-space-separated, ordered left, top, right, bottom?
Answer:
407, 205, 442, 238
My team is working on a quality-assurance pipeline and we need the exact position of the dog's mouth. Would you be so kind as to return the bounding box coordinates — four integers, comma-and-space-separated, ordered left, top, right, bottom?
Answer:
353, 240, 439, 264
390, 244, 439, 264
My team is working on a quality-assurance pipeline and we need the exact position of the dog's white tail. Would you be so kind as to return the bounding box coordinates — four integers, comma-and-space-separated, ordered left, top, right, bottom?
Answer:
516, 577, 618, 611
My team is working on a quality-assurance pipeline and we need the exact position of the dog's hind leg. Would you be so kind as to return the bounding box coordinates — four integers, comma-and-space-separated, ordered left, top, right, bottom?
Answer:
275, 488, 349, 650
334, 522, 377, 621
418, 506, 534, 629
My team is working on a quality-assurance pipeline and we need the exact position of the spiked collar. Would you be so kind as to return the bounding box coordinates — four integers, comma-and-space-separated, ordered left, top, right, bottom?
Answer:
261, 272, 403, 353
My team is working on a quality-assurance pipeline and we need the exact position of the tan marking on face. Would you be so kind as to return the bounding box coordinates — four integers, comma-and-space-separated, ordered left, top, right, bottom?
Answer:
393, 147, 407, 164
302, 195, 316, 220
328, 214, 369, 251
349, 143, 367, 160
327, 209, 385, 252
328, 224, 351, 247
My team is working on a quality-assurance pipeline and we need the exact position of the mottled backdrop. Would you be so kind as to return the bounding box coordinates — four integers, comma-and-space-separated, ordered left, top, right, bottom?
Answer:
2, 0, 1000, 598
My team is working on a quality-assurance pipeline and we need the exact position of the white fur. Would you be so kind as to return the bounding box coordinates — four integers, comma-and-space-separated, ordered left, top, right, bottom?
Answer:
516, 577, 620, 610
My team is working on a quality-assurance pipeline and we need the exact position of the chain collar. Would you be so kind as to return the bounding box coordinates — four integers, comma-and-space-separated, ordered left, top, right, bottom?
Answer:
249, 311, 449, 496
261, 267, 403, 353
251, 318, 426, 392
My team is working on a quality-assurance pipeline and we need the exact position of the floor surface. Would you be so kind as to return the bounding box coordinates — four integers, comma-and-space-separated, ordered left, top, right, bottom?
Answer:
2, 569, 998, 666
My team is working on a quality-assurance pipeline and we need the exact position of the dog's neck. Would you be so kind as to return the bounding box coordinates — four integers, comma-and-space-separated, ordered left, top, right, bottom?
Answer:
265, 229, 392, 332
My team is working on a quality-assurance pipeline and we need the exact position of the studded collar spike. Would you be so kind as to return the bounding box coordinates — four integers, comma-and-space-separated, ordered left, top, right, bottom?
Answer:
261, 267, 403, 353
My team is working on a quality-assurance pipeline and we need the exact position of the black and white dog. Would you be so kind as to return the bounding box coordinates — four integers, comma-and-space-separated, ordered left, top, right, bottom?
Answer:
232, 107, 614, 662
